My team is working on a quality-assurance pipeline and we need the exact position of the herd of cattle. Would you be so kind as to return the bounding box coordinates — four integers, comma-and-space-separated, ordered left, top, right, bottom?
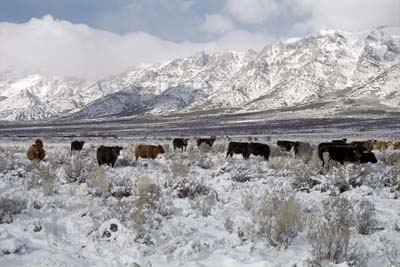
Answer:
24, 138, 400, 168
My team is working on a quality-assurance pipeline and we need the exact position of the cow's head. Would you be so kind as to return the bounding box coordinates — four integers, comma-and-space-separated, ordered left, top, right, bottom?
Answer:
184, 139, 189, 145
360, 153, 377, 164
80, 141, 85, 146
35, 138, 44, 147
112, 146, 123, 157
158, 145, 165, 154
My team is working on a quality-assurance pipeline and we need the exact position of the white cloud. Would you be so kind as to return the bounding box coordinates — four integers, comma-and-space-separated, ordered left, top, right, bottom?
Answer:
225, 0, 279, 24
292, 0, 400, 34
199, 14, 235, 34
0, 15, 273, 79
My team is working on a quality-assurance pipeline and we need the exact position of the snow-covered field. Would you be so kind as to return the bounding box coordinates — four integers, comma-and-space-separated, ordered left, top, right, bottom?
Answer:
1, 137, 400, 267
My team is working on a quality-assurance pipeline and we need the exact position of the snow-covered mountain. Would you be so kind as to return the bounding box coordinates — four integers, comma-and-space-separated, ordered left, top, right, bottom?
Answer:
0, 72, 90, 121
1, 27, 399, 121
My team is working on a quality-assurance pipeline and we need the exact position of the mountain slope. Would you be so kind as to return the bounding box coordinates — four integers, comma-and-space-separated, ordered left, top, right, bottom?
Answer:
1, 27, 399, 121
0, 73, 89, 121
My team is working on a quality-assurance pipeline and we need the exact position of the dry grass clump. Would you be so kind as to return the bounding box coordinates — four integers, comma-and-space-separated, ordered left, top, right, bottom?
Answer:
86, 167, 111, 197
254, 193, 304, 248
353, 199, 376, 235
307, 222, 366, 267
25, 164, 56, 196
0, 198, 27, 224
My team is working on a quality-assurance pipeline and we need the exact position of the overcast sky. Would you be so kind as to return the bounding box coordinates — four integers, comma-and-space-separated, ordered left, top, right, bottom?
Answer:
0, 0, 399, 79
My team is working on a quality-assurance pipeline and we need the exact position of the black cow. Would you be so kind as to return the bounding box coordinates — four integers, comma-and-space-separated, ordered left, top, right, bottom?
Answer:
197, 138, 216, 147
96, 145, 123, 167
226, 142, 249, 159
331, 139, 347, 144
277, 140, 294, 152
173, 138, 188, 152
359, 152, 378, 164
318, 142, 340, 166
248, 142, 270, 160
322, 145, 377, 166
71, 140, 85, 152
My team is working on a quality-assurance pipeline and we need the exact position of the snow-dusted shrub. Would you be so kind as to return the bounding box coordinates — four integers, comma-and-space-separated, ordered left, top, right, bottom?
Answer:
63, 153, 97, 183
173, 177, 212, 200
224, 217, 234, 233
382, 236, 400, 267
255, 194, 303, 248
211, 143, 226, 154
241, 191, 256, 211
307, 222, 366, 267
170, 160, 190, 179
267, 157, 289, 170
378, 151, 400, 166
128, 176, 169, 233
324, 165, 368, 193
291, 167, 321, 192
197, 154, 213, 169
0, 198, 27, 224
231, 166, 253, 183
353, 199, 376, 235
0, 146, 20, 173
86, 167, 111, 197
53, 148, 72, 166
133, 176, 161, 211
25, 164, 56, 195
382, 165, 400, 191
0, 233, 28, 256
191, 191, 217, 217
198, 143, 212, 153
322, 196, 353, 227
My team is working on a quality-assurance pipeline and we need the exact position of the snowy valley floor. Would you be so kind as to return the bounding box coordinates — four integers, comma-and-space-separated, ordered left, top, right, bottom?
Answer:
1, 137, 400, 267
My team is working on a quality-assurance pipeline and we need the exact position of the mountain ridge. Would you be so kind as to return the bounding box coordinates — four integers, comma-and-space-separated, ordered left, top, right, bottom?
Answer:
0, 27, 399, 121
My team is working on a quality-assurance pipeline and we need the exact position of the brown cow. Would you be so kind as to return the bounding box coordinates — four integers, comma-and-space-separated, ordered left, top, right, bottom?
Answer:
393, 141, 400, 150
350, 140, 375, 153
374, 141, 391, 151
27, 138, 46, 161
135, 144, 165, 160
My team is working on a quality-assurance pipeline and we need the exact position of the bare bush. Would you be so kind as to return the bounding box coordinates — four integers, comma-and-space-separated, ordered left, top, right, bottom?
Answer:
322, 196, 353, 227
25, 164, 56, 195
133, 176, 161, 211
291, 168, 321, 192
198, 143, 212, 153
231, 166, 253, 183
211, 143, 226, 154
197, 154, 213, 169
0, 198, 27, 224
267, 157, 290, 170
0, 146, 20, 173
173, 177, 213, 200
64, 154, 95, 183
170, 160, 190, 179
224, 217, 234, 233
86, 167, 111, 197
307, 222, 366, 267
254, 194, 303, 248
128, 176, 168, 233
241, 191, 256, 211
353, 200, 376, 235
382, 236, 400, 267
191, 192, 217, 217
378, 152, 400, 166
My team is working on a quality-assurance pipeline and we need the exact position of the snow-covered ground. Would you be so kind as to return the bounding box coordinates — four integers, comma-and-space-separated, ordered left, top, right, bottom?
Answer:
1, 137, 400, 267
